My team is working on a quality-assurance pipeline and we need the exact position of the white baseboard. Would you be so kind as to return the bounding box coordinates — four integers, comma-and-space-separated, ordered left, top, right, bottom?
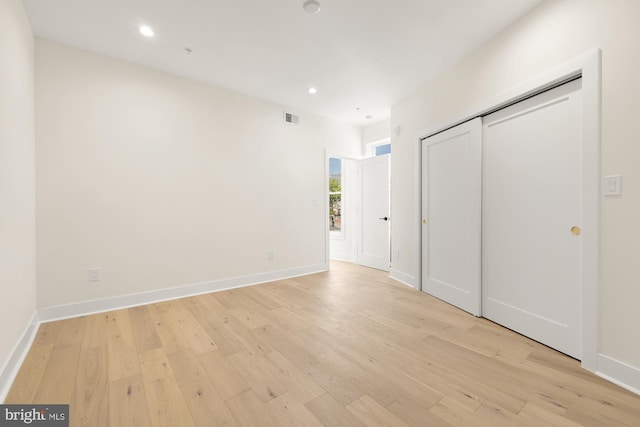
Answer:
1, 264, 328, 402
0, 311, 39, 403
596, 353, 640, 396
7, 266, 639, 402
389, 268, 417, 289
329, 253, 354, 263
38, 263, 328, 323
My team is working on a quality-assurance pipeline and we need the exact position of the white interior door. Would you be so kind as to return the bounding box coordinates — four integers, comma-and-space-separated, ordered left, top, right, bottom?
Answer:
421, 118, 482, 316
358, 155, 390, 271
482, 79, 582, 359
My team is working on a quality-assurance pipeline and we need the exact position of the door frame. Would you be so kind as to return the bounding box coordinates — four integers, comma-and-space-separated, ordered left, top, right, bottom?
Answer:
325, 151, 360, 266
414, 49, 601, 371
326, 151, 392, 270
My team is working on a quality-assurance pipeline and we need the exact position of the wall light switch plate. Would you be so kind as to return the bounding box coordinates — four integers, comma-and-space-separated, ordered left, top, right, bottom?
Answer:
604, 175, 621, 196
89, 267, 101, 282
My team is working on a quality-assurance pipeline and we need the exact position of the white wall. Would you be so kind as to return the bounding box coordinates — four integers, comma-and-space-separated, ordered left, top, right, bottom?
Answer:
0, 0, 37, 386
35, 38, 362, 309
361, 119, 391, 153
391, 0, 640, 379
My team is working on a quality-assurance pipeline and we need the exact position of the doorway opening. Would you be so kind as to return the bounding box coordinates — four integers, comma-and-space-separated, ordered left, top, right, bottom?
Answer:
327, 150, 391, 272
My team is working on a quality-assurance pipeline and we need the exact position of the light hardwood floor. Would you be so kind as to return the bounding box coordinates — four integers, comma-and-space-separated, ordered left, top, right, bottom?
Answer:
6, 261, 640, 426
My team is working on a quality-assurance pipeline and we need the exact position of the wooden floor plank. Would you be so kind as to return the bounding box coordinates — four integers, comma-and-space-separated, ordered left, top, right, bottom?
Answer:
265, 392, 325, 427
305, 393, 367, 427
474, 400, 545, 427
107, 309, 141, 382
387, 396, 451, 427
32, 343, 82, 404
346, 394, 411, 427
225, 390, 279, 427
147, 301, 193, 355
564, 394, 640, 427
520, 402, 585, 427
302, 325, 404, 407
429, 397, 495, 427
253, 283, 304, 311
106, 310, 136, 349
166, 349, 207, 387
108, 346, 140, 383
71, 346, 109, 427
128, 306, 163, 354
172, 302, 219, 354
4, 343, 53, 403
180, 377, 237, 427
261, 306, 315, 331
226, 320, 274, 356
332, 314, 484, 411
228, 307, 270, 330
327, 326, 444, 409
197, 349, 250, 400
239, 286, 286, 311
254, 325, 364, 405
55, 315, 87, 347
202, 322, 247, 357
144, 376, 196, 427
32, 320, 63, 346
264, 350, 324, 404
227, 351, 288, 402
138, 348, 175, 384
81, 313, 110, 350
108, 374, 152, 427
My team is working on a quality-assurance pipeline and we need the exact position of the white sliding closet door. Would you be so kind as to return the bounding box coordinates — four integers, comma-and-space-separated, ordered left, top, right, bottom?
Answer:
421, 118, 482, 316
482, 79, 582, 359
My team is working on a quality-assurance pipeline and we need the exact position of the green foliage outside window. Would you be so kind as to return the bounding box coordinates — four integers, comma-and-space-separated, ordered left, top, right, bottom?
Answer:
329, 176, 342, 231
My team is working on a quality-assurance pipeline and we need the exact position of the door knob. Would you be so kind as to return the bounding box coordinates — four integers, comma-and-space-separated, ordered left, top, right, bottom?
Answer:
570, 226, 581, 236
378, 216, 389, 221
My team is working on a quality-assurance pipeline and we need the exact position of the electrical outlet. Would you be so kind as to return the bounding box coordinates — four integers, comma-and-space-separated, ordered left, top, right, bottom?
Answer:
89, 267, 101, 282
267, 250, 275, 261
394, 249, 400, 259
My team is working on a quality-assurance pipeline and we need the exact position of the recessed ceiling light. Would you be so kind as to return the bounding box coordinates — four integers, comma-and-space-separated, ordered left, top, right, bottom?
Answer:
139, 25, 154, 37
303, 0, 321, 14
308, 87, 317, 94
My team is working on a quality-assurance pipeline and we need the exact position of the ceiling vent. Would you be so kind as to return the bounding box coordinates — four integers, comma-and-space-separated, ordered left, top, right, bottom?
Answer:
284, 112, 299, 125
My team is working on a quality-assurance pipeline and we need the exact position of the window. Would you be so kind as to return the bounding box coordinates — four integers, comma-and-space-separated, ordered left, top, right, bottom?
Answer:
329, 157, 343, 236
375, 143, 391, 156
366, 138, 391, 157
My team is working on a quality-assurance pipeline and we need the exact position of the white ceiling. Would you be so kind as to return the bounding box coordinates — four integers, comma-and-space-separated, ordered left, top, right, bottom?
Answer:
23, 0, 541, 127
